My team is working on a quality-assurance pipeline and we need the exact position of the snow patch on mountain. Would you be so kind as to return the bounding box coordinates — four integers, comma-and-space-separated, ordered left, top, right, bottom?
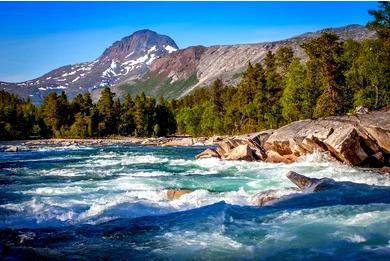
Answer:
125, 51, 135, 58
72, 76, 80, 83
164, 45, 177, 53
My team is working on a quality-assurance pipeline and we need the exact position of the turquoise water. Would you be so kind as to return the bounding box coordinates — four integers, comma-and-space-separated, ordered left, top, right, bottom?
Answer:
1, 144, 390, 260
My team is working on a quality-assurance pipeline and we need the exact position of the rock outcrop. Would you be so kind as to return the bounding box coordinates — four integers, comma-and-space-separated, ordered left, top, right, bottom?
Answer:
195, 110, 390, 168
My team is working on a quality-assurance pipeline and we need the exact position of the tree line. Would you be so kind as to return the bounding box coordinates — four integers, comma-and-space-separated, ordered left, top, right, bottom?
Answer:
0, 89, 176, 140
0, 2, 389, 140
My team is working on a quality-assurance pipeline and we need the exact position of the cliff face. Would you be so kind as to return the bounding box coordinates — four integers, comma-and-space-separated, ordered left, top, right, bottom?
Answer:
149, 46, 206, 82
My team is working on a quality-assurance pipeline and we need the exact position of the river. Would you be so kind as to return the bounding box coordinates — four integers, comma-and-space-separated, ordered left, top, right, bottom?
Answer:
1, 143, 390, 260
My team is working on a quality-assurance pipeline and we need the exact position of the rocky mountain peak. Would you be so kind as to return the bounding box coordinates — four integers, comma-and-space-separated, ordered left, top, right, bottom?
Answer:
101, 29, 178, 61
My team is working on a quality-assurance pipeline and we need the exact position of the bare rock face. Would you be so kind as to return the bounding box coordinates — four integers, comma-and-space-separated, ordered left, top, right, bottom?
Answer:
150, 46, 206, 82
358, 111, 390, 153
195, 148, 220, 160
166, 189, 192, 200
225, 144, 256, 161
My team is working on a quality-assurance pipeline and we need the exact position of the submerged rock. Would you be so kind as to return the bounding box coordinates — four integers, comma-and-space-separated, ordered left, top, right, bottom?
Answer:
195, 148, 220, 159
251, 187, 299, 206
166, 189, 193, 200
5, 146, 18, 152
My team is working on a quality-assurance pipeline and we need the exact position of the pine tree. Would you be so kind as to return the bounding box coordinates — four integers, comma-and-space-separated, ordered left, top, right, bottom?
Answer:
275, 46, 294, 74
97, 88, 116, 136
41, 92, 60, 135
280, 59, 307, 122
264, 51, 283, 128
367, 1, 390, 43
133, 94, 147, 137
301, 30, 345, 117
119, 94, 135, 136
210, 78, 224, 115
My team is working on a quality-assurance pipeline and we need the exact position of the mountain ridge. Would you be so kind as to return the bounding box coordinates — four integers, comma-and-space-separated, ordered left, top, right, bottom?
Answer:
0, 24, 375, 103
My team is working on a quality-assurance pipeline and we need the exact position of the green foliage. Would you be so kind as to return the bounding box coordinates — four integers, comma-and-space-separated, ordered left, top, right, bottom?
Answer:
367, 1, 390, 42
276, 46, 294, 74
281, 59, 307, 122
69, 112, 88, 138
41, 92, 60, 134
0, 90, 44, 140
1, 87, 177, 140
301, 30, 345, 117
346, 39, 390, 110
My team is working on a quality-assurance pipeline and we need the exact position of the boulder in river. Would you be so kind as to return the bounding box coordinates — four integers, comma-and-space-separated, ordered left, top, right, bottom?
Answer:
166, 189, 193, 200
226, 144, 256, 161
286, 171, 336, 192
251, 187, 299, 206
5, 146, 18, 152
195, 148, 220, 159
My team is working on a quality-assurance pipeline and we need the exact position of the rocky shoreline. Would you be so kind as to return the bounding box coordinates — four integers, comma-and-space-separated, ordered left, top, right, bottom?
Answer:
196, 110, 390, 170
1, 136, 225, 151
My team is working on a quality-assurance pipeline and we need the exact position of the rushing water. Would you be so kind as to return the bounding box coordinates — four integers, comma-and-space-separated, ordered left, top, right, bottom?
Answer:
1, 143, 390, 260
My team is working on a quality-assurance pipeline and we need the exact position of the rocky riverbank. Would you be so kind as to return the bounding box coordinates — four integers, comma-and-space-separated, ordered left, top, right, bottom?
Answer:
1, 136, 225, 151
196, 110, 390, 169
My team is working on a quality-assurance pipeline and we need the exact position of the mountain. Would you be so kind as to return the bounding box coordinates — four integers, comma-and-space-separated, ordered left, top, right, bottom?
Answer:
0, 29, 178, 104
114, 25, 376, 99
0, 25, 375, 103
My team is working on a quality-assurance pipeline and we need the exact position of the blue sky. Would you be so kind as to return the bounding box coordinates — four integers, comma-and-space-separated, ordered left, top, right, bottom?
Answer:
0, 1, 378, 82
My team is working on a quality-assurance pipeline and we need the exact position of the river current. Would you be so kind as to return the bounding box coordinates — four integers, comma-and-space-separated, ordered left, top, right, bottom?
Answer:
1, 143, 390, 260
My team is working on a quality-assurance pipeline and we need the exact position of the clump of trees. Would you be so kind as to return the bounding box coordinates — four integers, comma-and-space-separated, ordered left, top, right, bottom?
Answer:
0, 88, 176, 140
